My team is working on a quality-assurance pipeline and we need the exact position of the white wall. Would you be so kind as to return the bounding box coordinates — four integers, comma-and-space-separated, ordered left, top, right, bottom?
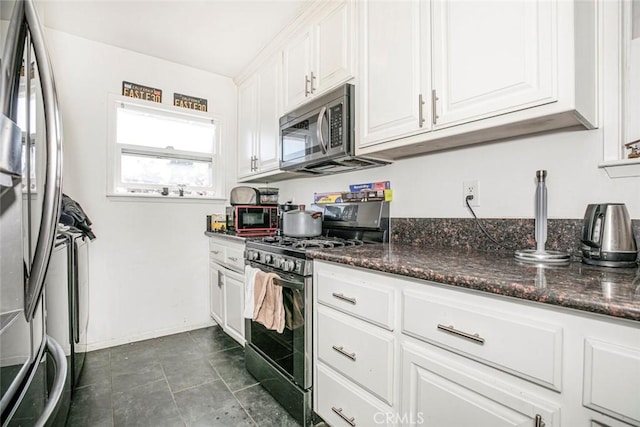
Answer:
45, 29, 237, 350
275, 125, 640, 221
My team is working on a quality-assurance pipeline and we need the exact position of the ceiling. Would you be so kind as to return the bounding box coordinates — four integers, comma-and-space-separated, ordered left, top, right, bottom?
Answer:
40, 0, 310, 79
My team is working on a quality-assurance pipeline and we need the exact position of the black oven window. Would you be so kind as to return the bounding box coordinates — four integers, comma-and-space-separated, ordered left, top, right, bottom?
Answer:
241, 211, 266, 226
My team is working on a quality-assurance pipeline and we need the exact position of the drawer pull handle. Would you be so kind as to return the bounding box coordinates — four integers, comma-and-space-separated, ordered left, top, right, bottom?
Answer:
535, 414, 545, 427
211, 250, 220, 255
228, 256, 238, 262
332, 345, 356, 361
437, 324, 485, 345
331, 407, 356, 426
332, 293, 356, 305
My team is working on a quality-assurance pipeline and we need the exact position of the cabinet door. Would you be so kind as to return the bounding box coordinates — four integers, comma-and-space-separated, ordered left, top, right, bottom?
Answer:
313, 1, 353, 95
223, 269, 245, 345
402, 343, 559, 427
256, 56, 281, 173
209, 262, 224, 325
237, 75, 258, 178
431, 0, 555, 128
358, 0, 430, 148
283, 30, 312, 112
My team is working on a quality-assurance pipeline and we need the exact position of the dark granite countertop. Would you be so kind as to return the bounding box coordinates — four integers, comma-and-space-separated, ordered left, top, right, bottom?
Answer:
308, 244, 640, 322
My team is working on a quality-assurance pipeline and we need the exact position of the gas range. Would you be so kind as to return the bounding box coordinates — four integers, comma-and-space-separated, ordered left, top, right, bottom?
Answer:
246, 235, 365, 276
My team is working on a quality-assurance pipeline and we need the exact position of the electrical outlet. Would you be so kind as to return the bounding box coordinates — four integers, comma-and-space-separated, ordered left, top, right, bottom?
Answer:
463, 180, 479, 207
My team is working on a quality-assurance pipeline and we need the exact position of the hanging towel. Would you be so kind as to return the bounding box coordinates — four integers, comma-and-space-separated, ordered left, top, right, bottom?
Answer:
243, 265, 260, 318
253, 271, 285, 333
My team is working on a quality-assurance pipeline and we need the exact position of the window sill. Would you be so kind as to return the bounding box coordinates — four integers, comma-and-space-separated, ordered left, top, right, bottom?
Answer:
106, 192, 227, 203
598, 158, 640, 178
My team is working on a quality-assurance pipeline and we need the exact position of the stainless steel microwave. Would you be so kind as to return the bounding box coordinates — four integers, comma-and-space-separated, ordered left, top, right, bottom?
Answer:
279, 84, 389, 175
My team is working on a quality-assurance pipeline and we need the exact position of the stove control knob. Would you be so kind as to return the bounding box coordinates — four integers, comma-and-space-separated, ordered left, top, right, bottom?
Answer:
283, 260, 296, 272
264, 254, 273, 264
249, 251, 259, 261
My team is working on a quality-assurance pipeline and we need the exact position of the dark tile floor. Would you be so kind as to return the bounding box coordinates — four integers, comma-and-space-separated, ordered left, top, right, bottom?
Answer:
66, 326, 300, 427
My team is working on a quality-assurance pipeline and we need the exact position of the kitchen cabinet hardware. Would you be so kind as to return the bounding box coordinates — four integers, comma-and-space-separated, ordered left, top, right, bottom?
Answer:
211, 250, 220, 255
431, 89, 438, 125
534, 414, 545, 427
332, 345, 356, 361
310, 71, 316, 93
331, 292, 357, 305
331, 407, 356, 426
437, 323, 485, 345
419, 93, 426, 128
305, 75, 311, 96
217, 271, 223, 288
228, 256, 238, 262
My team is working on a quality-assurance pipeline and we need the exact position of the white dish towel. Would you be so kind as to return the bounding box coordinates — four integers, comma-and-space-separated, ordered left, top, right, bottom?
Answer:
243, 265, 260, 318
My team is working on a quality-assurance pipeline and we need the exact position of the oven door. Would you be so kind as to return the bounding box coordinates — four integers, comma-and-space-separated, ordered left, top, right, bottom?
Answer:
245, 261, 311, 390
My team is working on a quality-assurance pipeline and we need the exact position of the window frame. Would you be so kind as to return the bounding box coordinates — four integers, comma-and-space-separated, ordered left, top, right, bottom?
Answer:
107, 94, 225, 200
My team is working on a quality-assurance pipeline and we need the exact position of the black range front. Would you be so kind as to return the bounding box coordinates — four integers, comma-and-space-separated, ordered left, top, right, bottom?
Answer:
244, 240, 314, 426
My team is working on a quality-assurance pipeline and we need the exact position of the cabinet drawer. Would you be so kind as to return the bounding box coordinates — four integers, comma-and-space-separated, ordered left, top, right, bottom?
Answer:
583, 338, 640, 426
225, 246, 245, 272
316, 364, 393, 427
209, 240, 225, 264
317, 305, 394, 404
316, 268, 394, 330
402, 288, 563, 390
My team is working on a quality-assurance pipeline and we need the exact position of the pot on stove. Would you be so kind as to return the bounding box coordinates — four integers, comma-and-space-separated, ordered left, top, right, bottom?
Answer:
282, 208, 322, 237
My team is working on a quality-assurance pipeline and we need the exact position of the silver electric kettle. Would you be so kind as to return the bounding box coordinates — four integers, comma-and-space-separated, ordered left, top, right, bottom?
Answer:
581, 203, 638, 268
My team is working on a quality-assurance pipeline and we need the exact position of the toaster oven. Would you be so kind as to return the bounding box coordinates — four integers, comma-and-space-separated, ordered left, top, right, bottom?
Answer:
226, 205, 278, 236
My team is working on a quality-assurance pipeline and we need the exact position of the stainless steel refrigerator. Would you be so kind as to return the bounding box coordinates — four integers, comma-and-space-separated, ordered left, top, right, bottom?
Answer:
1, 0, 67, 425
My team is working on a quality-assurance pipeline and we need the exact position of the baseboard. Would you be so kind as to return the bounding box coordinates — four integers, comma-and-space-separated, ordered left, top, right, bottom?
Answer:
84, 320, 217, 352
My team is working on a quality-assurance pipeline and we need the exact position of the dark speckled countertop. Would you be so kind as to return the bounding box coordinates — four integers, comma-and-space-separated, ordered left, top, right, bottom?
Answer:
308, 244, 640, 322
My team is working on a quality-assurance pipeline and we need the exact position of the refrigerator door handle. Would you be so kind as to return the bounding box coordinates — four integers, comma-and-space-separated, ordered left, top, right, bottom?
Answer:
34, 336, 67, 427
23, 0, 63, 321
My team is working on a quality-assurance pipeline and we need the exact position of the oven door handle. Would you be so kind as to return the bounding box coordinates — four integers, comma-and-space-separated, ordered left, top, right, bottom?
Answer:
273, 276, 304, 291
247, 260, 305, 291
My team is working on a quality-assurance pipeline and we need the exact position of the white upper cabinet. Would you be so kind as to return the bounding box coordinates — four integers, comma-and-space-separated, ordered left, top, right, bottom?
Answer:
237, 75, 258, 179
283, 1, 354, 113
359, 0, 431, 146
237, 55, 281, 180
283, 30, 312, 112
431, 0, 555, 128
357, 0, 597, 159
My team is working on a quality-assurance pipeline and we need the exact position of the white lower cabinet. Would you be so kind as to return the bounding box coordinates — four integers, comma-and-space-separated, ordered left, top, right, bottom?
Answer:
209, 260, 224, 325
316, 363, 394, 427
401, 342, 559, 427
208, 236, 245, 345
222, 268, 245, 344
313, 260, 640, 427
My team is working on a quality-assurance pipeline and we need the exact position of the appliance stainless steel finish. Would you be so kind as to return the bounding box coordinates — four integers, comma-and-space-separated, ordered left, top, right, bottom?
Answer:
1, 0, 67, 424
46, 231, 90, 393
581, 203, 638, 268
244, 201, 390, 426
279, 84, 389, 175
229, 186, 260, 206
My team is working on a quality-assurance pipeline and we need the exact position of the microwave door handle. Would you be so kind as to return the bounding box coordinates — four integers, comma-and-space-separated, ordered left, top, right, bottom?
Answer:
316, 106, 327, 154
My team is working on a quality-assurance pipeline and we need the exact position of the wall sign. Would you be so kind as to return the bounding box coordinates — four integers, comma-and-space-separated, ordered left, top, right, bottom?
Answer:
173, 93, 208, 112
122, 81, 162, 103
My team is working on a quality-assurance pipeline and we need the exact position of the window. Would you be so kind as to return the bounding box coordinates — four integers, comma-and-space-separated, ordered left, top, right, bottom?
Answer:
109, 97, 223, 198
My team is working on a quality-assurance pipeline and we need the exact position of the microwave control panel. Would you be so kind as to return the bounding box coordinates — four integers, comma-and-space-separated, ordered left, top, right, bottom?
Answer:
329, 104, 343, 148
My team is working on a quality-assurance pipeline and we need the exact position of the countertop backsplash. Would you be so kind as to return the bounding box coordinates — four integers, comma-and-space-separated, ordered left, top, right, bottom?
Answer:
390, 218, 640, 261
